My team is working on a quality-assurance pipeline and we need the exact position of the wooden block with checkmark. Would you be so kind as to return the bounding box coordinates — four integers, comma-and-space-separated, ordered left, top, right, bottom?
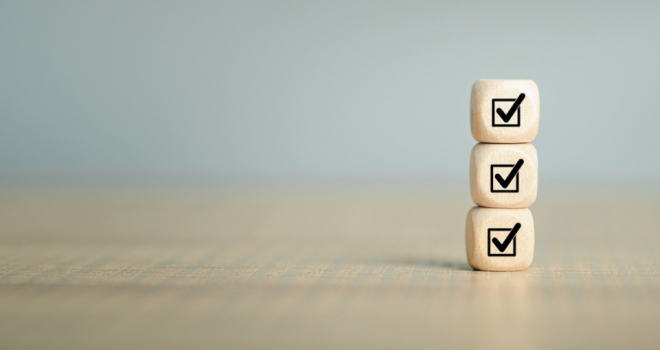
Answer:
465, 206, 534, 271
470, 79, 540, 143
470, 143, 538, 208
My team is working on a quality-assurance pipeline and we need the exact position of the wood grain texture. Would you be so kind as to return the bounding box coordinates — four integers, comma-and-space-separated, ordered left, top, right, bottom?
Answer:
1, 187, 659, 349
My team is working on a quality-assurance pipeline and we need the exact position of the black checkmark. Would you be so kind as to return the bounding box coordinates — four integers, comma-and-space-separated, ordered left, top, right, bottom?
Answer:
492, 223, 521, 252
494, 159, 524, 189
496, 93, 525, 123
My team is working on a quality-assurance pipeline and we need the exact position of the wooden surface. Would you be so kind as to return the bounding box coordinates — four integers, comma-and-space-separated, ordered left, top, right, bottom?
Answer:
1, 186, 660, 349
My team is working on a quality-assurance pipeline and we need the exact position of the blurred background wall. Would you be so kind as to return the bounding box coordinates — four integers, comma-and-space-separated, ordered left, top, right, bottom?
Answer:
1, 1, 659, 187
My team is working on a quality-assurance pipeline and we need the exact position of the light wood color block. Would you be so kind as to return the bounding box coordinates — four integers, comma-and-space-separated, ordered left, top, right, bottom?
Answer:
470, 143, 538, 208
465, 206, 534, 271
470, 79, 540, 143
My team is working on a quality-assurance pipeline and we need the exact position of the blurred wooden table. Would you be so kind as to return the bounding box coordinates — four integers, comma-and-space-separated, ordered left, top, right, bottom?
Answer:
1, 186, 659, 349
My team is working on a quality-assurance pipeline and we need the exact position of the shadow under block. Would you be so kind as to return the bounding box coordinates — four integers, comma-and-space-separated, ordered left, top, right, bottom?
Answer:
470, 143, 538, 209
470, 79, 540, 143
465, 207, 534, 271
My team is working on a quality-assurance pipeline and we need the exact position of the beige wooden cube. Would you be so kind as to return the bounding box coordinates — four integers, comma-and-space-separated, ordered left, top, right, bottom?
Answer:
470, 143, 538, 208
470, 79, 540, 143
465, 207, 534, 271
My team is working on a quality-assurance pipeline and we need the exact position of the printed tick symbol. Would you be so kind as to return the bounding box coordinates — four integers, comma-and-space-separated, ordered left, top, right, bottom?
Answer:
490, 159, 524, 193
494, 159, 524, 188
496, 93, 525, 122
488, 223, 521, 257
491, 93, 525, 127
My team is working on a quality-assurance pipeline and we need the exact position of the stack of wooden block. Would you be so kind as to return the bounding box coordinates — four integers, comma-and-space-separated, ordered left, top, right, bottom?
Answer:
465, 80, 540, 271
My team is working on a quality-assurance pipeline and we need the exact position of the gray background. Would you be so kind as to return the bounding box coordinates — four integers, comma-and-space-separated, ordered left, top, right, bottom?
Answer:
1, 1, 659, 185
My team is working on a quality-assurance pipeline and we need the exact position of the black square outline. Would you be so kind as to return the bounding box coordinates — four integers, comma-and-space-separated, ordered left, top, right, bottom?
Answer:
488, 228, 517, 257
490, 164, 520, 193
492, 98, 521, 127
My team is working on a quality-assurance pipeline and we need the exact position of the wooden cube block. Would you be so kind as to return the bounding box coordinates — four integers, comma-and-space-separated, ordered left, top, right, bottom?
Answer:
465, 207, 534, 271
470, 79, 540, 143
470, 143, 538, 208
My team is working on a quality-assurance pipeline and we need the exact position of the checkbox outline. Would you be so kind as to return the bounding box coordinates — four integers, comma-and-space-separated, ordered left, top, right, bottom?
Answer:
488, 228, 517, 257
492, 98, 521, 127
490, 164, 520, 193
